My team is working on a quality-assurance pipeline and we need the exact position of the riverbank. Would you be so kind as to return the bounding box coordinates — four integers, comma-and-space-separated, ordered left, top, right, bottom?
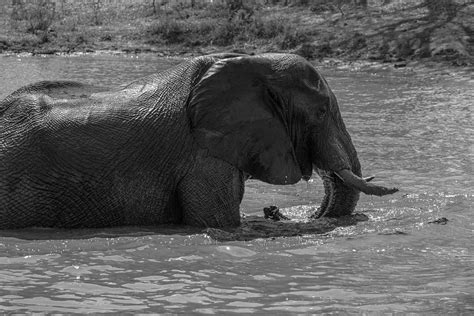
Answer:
0, 1, 472, 67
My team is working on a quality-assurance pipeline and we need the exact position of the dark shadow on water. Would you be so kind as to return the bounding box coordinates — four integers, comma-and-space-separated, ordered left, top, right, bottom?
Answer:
0, 213, 369, 242
206, 213, 370, 241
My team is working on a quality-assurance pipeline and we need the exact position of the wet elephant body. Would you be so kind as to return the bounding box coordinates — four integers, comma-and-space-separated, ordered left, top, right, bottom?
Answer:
0, 54, 397, 228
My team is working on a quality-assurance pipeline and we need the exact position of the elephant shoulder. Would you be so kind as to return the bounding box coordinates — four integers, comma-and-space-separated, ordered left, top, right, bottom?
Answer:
121, 54, 243, 95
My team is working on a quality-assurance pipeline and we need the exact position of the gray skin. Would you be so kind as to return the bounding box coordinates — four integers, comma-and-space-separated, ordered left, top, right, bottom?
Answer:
0, 53, 397, 229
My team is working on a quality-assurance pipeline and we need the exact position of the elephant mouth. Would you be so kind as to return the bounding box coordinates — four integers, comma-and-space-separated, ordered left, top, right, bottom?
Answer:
312, 168, 398, 218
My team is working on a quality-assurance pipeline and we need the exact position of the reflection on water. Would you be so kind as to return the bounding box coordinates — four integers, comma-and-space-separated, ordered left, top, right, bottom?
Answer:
0, 54, 473, 313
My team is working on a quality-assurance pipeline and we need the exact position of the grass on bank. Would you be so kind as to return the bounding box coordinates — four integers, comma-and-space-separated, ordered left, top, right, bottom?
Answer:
0, 1, 472, 65
1, 3, 313, 53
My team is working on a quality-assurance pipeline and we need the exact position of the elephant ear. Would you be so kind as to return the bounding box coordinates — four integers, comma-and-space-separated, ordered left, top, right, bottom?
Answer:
188, 56, 302, 185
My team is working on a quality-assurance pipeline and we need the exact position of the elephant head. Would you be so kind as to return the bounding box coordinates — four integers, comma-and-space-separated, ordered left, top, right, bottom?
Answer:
188, 54, 397, 217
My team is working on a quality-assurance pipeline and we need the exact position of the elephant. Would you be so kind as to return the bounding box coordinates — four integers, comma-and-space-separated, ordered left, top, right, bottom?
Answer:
0, 53, 398, 229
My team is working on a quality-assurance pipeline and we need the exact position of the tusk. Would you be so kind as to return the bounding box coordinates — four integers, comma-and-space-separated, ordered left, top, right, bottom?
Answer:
364, 176, 375, 182
336, 169, 398, 196
334, 172, 374, 183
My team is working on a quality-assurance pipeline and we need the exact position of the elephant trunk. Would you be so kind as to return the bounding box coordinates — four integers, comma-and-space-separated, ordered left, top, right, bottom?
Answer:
307, 90, 398, 218
310, 122, 361, 217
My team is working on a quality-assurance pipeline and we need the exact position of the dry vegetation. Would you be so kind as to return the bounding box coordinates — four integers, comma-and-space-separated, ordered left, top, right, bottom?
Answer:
0, 0, 472, 65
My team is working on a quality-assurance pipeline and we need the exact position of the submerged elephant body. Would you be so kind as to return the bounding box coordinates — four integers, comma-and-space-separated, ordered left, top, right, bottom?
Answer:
0, 53, 396, 229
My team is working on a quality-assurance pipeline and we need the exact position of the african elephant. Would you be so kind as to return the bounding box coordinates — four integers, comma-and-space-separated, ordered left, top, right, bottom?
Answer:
0, 53, 397, 229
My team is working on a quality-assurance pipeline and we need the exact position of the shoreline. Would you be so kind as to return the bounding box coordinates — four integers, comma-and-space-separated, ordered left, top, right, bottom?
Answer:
2, 47, 472, 77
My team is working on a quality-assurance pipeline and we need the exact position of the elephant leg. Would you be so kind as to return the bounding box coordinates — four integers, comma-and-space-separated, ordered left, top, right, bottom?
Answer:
177, 153, 244, 228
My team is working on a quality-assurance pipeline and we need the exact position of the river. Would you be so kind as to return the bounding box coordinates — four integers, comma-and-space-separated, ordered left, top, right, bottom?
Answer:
0, 53, 472, 313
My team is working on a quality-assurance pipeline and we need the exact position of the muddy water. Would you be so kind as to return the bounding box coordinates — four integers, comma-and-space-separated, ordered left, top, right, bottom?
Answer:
0, 54, 472, 313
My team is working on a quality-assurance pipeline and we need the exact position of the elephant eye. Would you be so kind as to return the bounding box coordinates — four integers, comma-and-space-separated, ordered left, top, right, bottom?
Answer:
316, 107, 327, 119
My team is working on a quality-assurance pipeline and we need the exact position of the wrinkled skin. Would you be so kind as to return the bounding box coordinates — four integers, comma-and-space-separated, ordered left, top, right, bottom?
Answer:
0, 53, 397, 229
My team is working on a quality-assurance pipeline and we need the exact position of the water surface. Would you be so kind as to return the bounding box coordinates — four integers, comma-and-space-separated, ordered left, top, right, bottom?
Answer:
0, 54, 472, 313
